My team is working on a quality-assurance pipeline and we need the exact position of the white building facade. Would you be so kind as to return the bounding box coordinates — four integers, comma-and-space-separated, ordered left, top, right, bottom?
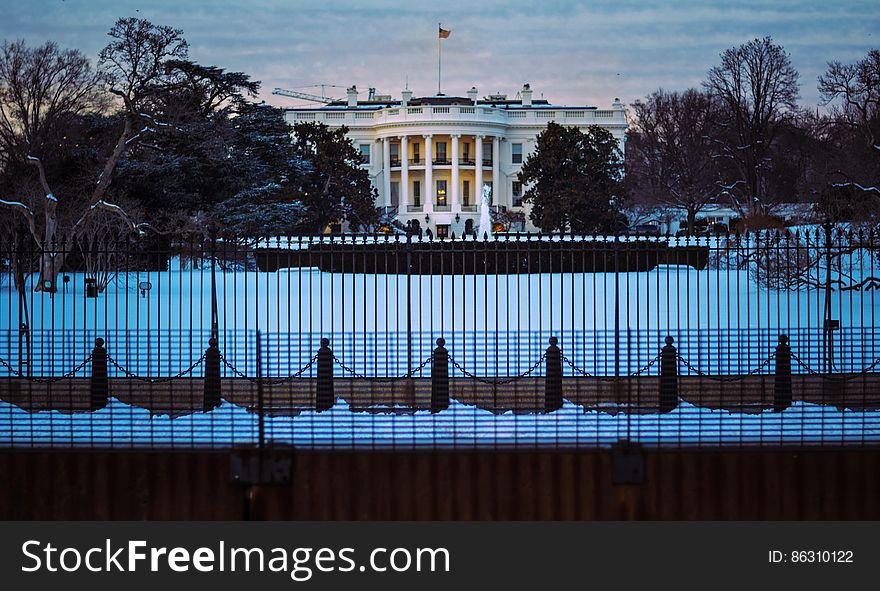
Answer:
284, 85, 627, 235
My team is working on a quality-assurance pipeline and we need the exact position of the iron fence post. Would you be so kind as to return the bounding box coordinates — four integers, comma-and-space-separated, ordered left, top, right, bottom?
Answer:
545, 337, 563, 412
430, 337, 449, 413
659, 336, 678, 413
203, 337, 221, 411
316, 338, 334, 412
774, 335, 792, 412
90, 337, 108, 411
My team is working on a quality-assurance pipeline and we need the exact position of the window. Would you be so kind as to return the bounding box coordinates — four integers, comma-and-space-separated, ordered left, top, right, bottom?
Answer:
436, 224, 450, 239
413, 181, 421, 206
512, 143, 523, 164
390, 143, 400, 166
462, 142, 471, 163
435, 141, 447, 164
390, 182, 399, 206
512, 181, 523, 207
412, 143, 420, 164
482, 142, 492, 165
462, 180, 471, 206
436, 180, 447, 206
359, 144, 371, 164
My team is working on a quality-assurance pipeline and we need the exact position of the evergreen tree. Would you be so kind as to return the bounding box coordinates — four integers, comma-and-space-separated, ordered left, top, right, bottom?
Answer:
518, 122, 626, 234
291, 121, 379, 233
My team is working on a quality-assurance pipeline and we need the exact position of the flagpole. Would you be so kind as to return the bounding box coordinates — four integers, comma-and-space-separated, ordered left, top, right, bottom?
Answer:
437, 23, 441, 95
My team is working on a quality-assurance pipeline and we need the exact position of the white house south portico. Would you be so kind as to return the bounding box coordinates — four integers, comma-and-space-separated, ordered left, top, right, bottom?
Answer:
284, 85, 627, 235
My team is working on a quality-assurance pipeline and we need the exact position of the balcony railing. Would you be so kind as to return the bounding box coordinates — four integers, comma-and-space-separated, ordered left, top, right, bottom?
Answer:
482, 159, 493, 166
434, 204, 451, 212
390, 157, 401, 167
459, 158, 475, 166
407, 204, 423, 212
409, 157, 423, 165
433, 158, 451, 166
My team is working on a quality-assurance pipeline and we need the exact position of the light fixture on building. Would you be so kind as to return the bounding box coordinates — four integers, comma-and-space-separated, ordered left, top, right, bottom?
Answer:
455, 214, 460, 223
425, 214, 430, 224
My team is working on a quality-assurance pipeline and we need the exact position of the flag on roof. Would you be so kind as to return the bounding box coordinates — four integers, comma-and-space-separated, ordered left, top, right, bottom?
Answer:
439, 26, 451, 39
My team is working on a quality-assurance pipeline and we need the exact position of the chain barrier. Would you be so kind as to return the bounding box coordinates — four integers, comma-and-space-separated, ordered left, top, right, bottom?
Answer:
449, 353, 547, 385
108, 353, 206, 383
0, 354, 93, 383
790, 352, 880, 381
220, 353, 318, 384
676, 353, 776, 382
332, 354, 432, 382
561, 353, 661, 381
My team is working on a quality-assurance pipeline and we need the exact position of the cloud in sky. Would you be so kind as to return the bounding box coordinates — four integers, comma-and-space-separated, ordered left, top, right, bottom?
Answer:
1, 0, 877, 108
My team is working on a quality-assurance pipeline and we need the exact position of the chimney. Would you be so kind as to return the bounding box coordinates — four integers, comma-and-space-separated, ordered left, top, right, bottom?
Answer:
520, 83, 532, 107
402, 88, 413, 107
347, 85, 358, 108
467, 86, 478, 104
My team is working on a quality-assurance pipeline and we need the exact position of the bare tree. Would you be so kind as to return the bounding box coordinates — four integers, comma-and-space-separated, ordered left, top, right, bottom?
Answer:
817, 49, 880, 223
627, 88, 722, 231
0, 18, 187, 292
705, 37, 800, 219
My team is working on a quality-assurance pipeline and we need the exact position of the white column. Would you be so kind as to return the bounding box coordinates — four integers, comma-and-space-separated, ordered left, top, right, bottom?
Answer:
492, 136, 501, 207
475, 135, 483, 205
451, 134, 460, 212
400, 135, 409, 209
424, 134, 433, 214
382, 137, 391, 209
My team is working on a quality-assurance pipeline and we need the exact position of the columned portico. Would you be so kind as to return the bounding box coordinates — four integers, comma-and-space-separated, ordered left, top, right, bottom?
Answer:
400, 135, 409, 209
424, 134, 433, 214
451, 134, 460, 212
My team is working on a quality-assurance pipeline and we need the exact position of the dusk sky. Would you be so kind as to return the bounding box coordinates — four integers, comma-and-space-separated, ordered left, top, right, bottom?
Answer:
2, 0, 877, 109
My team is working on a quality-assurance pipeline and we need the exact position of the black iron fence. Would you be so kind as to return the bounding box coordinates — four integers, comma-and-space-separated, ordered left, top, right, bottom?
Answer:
1, 226, 879, 449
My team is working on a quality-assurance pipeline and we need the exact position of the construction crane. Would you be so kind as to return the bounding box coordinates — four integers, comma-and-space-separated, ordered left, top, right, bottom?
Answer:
272, 85, 347, 104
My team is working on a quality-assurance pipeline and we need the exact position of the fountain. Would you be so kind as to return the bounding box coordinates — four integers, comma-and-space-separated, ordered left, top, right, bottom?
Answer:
478, 183, 493, 240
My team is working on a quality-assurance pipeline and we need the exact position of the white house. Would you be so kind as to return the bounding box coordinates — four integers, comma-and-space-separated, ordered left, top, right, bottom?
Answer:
284, 84, 627, 235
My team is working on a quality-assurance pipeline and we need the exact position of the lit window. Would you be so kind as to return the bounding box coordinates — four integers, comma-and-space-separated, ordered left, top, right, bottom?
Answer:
436, 180, 447, 206
436, 224, 450, 238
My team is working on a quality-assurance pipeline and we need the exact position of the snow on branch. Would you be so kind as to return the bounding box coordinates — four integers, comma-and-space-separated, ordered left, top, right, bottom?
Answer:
0, 198, 33, 216
831, 182, 880, 194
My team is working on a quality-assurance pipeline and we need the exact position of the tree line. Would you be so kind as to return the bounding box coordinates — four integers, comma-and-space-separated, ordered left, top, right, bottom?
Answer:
0, 17, 378, 292
519, 37, 878, 235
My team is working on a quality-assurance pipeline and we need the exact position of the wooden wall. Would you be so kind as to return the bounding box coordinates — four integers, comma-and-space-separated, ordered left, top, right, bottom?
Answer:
2, 449, 879, 520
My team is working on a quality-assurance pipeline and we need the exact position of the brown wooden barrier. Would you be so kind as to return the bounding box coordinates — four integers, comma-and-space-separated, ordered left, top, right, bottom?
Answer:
1, 449, 879, 520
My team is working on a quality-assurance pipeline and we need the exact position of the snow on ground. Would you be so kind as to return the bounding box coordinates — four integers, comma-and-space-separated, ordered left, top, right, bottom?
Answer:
1, 396, 878, 448
1, 259, 878, 377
